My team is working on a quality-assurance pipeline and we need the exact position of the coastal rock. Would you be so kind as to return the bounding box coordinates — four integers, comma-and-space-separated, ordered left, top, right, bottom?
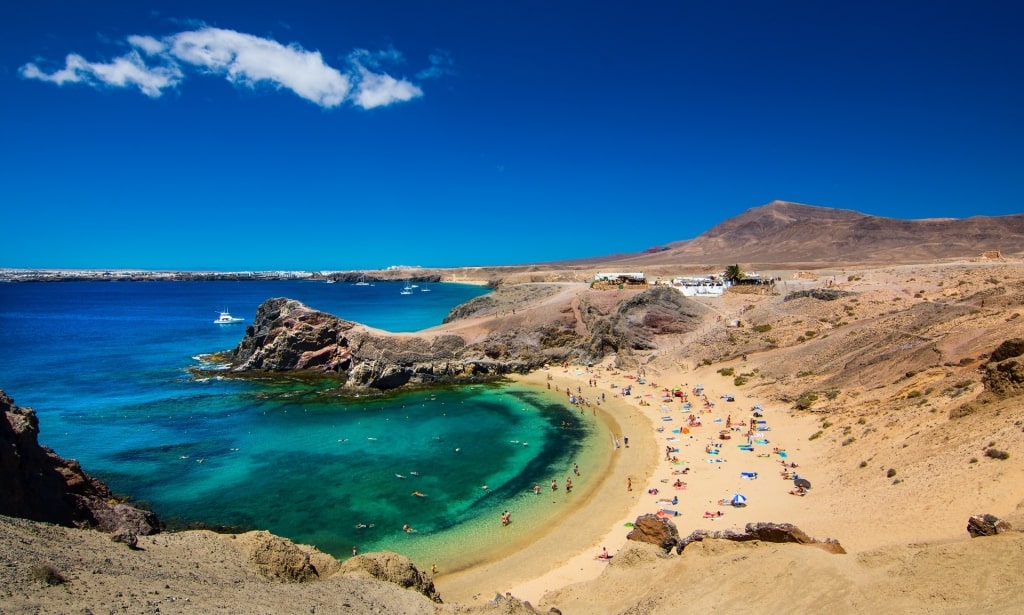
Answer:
626, 514, 681, 552
223, 284, 712, 391
236, 530, 322, 582
0, 390, 159, 536
676, 522, 845, 554
336, 551, 442, 602
967, 514, 1014, 538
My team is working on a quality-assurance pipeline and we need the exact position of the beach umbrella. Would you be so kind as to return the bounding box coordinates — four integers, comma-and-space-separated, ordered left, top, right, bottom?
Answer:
793, 477, 811, 490
730, 493, 747, 506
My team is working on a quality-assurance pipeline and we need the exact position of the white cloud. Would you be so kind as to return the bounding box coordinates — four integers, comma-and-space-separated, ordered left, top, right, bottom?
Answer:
21, 25, 431, 110
20, 50, 181, 97
352, 66, 423, 109
167, 27, 352, 107
128, 35, 166, 56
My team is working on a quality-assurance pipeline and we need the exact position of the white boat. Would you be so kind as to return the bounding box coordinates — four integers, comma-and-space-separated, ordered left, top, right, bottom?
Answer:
354, 274, 370, 286
214, 310, 245, 325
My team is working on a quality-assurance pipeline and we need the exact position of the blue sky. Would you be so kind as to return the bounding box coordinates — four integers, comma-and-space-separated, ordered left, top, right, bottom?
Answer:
2, 1, 1022, 271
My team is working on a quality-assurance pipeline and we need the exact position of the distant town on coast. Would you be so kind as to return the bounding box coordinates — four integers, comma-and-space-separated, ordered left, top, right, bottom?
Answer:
0, 266, 434, 283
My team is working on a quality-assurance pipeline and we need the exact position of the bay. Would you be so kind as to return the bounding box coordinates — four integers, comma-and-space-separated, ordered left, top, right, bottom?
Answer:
0, 280, 607, 569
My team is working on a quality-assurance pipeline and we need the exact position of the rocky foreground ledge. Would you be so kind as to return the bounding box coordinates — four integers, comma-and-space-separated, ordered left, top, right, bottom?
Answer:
217, 286, 707, 391
0, 391, 158, 541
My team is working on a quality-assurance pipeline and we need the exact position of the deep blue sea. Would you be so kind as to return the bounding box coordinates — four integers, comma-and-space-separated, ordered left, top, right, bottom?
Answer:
0, 280, 609, 570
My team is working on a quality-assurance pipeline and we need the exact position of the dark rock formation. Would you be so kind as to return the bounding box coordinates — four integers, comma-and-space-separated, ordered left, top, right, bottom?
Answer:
967, 514, 1014, 538
0, 390, 159, 536
337, 551, 442, 602
671, 521, 845, 554
950, 339, 1024, 418
224, 289, 709, 391
625, 514, 681, 552
784, 289, 855, 302
981, 339, 1024, 398
226, 298, 540, 390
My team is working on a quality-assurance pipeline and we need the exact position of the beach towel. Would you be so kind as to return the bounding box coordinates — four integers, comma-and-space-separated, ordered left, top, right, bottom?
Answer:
754, 439, 769, 445
738, 445, 754, 451
778, 451, 788, 458
740, 471, 758, 479
757, 426, 771, 431
662, 416, 673, 421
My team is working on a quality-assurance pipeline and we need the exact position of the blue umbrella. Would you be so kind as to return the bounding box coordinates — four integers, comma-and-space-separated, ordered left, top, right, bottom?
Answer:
730, 493, 748, 506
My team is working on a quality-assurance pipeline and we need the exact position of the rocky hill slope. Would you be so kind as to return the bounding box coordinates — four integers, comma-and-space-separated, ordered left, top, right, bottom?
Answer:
561, 200, 1024, 268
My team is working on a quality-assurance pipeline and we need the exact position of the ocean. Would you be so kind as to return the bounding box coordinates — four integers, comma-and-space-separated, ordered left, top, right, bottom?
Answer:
0, 280, 610, 570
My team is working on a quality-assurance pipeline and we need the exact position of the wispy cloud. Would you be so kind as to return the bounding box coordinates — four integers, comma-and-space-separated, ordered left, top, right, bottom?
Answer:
20, 50, 182, 97
416, 50, 455, 80
20, 26, 433, 110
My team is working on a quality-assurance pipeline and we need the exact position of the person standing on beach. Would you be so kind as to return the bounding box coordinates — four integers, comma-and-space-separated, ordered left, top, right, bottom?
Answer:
627, 477, 632, 491
551, 479, 558, 491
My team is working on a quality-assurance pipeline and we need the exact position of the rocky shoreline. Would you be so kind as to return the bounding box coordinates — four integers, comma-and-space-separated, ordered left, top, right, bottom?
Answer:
203, 284, 710, 393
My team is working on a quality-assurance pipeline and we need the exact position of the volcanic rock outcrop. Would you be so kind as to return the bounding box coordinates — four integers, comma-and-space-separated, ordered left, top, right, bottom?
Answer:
224, 287, 709, 391
624, 514, 845, 555
0, 390, 159, 536
951, 339, 1024, 419
226, 298, 541, 389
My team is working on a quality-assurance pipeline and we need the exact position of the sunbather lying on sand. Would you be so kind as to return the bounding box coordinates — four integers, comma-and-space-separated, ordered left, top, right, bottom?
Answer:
704, 510, 725, 518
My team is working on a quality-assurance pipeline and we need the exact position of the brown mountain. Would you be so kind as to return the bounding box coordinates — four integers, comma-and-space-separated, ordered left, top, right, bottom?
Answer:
578, 200, 1024, 268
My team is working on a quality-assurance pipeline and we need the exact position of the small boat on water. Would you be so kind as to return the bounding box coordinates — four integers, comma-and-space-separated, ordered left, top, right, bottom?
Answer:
214, 310, 245, 325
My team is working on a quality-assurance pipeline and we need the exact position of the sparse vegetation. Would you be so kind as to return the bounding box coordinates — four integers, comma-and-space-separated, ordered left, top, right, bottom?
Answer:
734, 375, 748, 386
752, 324, 772, 333
886, 468, 897, 478
809, 430, 823, 440
859, 460, 868, 468
842, 437, 856, 446
906, 390, 922, 399
29, 564, 66, 586
795, 392, 819, 410
985, 448, 1010, 460
718, 367, 735, 376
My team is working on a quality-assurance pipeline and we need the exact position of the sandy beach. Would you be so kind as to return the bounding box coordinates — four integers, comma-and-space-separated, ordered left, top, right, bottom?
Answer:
435, 356, 824, 606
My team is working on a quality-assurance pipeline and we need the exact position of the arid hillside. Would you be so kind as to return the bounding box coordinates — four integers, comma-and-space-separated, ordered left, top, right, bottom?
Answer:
514, 200, 1024, 272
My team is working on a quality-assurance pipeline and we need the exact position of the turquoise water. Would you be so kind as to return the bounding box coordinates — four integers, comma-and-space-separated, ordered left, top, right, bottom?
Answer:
0, 280, 604, 567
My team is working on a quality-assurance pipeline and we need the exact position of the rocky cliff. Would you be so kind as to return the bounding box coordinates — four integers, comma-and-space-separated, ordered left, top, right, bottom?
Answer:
223, 286, 709, 390
0, 391, 159, 537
